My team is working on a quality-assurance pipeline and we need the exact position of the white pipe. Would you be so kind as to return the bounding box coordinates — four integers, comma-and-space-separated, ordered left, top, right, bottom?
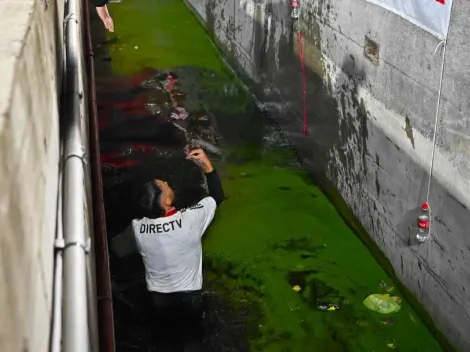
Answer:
62, 0, 90, 349
51, 139, 64, 352
51, 200, 64, 350
50, 8, 69, 350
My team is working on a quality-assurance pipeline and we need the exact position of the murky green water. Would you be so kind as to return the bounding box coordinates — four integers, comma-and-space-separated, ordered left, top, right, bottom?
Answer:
98, 0, 446, 350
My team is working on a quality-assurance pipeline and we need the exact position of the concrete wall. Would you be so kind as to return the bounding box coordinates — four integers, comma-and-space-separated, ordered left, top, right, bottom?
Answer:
0, 0, 97, 350
0, 0, 63, 350
184, 0, 470, 350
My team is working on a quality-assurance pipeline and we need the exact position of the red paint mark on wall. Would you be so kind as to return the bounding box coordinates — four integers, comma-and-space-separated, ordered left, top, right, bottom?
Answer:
435, 0, 445, 4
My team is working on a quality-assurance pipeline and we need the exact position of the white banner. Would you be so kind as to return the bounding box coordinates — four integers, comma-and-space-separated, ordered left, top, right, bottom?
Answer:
366, 0, 453, 39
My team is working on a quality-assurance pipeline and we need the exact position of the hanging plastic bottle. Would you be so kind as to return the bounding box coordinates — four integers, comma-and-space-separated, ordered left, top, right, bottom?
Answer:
416, 202, 431, 242
291, 0, 300, 19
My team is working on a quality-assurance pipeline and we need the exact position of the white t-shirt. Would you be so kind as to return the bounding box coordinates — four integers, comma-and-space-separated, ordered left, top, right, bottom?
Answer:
111, 197, 216, 293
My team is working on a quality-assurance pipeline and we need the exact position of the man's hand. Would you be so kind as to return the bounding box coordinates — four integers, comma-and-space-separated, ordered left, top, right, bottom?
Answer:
187, 149, 213, 173
96, 5, 114, 32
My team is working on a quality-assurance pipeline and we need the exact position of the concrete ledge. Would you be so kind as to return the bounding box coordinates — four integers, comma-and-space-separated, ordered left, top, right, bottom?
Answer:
0, 0, 63, 350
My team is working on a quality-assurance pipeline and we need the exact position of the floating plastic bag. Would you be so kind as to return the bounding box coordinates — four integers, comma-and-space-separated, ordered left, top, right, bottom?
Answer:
363, 294, 402, 314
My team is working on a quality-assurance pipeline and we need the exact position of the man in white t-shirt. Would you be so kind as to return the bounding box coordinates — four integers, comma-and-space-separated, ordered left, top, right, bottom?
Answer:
111, 148, 224, 348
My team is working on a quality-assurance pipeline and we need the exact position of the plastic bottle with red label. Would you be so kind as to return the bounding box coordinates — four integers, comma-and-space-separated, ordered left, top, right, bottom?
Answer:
416, 202, 431, 242
291, 0, 300, 19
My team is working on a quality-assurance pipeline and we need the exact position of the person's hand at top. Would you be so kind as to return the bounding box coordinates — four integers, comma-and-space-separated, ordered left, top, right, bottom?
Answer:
186, 149, 214, 173
96, 5, 114, 32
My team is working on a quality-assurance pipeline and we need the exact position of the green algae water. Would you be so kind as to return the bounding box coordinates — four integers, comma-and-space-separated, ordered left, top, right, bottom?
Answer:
97, 0, 446, 350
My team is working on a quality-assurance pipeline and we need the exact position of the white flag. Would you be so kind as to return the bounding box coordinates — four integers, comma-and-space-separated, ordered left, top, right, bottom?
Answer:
365, 0, 453, 39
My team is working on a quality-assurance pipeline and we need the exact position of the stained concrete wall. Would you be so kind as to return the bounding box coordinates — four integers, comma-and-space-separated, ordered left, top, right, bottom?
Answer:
184, 0, 470, 350
0, 0, 63, 350
0, 0, 97, 350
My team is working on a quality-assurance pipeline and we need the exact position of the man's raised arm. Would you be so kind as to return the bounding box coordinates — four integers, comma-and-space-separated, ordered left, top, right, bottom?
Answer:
187, 148, 224, 207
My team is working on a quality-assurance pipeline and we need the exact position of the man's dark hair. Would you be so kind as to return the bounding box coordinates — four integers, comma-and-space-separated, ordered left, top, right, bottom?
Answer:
134, 181, 164, 218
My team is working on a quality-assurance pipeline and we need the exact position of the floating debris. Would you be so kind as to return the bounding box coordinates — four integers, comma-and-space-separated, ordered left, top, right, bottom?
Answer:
380, 318, 395, 325
170, 106, 189, 120
317, 303, 340, 311
363, 294, 402, 314
379, 280, 394, 293
386, 339, 397, 349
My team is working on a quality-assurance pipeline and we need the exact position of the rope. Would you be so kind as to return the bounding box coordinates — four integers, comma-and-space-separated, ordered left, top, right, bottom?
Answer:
425, 39, 448, 204
297, 31, 308, 136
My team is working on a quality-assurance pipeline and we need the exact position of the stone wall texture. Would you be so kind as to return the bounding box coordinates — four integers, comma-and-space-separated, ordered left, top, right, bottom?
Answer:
184, 0, 470, 350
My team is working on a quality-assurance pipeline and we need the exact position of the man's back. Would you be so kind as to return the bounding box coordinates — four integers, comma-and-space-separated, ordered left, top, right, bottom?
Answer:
131, 197, 216, 292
